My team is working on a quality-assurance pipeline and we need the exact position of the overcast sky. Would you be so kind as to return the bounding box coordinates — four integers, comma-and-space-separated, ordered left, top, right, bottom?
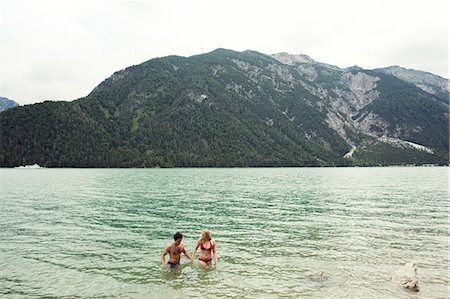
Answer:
1, 0, 448, 105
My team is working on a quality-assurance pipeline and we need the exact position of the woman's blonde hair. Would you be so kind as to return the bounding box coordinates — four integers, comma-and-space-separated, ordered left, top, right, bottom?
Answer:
200, 229, 212, 241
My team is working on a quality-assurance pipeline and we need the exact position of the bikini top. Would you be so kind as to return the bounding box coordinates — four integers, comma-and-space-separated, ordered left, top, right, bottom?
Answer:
200, 241, 213, 251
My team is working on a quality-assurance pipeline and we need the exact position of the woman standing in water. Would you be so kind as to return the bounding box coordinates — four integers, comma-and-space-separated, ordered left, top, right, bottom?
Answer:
192, 229, 218, 269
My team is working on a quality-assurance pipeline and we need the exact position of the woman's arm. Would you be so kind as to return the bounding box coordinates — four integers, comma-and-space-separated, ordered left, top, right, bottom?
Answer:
212, 240, 218, 265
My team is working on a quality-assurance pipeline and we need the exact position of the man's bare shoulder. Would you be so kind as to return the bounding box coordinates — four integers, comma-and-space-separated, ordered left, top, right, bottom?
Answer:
162, 242, 172, 254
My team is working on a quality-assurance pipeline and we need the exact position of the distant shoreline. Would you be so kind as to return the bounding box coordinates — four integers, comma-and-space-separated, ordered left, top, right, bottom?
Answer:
2, 164, 449, 169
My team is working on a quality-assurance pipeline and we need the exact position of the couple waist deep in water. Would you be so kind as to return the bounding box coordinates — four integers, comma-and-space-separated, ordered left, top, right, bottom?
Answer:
161, 229, 218, 270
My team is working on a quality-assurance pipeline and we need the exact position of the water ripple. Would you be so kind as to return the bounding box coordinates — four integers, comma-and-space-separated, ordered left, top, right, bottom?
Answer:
0, 167, 448, 298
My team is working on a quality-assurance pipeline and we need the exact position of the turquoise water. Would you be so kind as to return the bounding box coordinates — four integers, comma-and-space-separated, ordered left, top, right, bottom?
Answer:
0, 167, 448, 298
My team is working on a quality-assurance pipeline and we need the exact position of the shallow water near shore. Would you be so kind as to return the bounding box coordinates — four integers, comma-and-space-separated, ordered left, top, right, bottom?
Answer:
1, 167, 448, 298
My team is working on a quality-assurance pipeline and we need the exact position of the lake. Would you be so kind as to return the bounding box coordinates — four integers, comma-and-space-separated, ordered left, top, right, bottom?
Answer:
0, 167, 448, 298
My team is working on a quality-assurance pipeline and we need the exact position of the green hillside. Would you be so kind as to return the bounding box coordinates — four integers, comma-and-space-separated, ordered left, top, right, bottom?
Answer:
1, 49, 448, 167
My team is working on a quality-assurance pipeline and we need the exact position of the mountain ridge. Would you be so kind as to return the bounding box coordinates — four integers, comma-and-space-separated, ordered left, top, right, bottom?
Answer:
0, 97, 19, 112
1, 49, 448, 167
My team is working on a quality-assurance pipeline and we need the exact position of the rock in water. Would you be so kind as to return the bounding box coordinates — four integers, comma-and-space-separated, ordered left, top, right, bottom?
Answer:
307, 272, 329, 283
391, 262, 419, 292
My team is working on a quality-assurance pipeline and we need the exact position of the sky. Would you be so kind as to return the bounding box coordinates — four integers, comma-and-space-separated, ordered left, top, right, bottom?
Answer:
0, 0, 448, 105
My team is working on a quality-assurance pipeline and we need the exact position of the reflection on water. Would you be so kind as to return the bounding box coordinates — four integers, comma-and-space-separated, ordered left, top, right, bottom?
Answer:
0, 167, 448, 298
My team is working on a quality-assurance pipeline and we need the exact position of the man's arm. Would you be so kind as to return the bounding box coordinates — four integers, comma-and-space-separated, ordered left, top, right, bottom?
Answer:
191, 241, 200, 260
182, 244, 193, 262
161, 245, 170, 268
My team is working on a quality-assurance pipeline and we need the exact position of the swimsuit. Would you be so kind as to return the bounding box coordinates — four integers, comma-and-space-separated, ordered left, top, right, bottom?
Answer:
199, 257, 212, 263
200, 241, 213, 251
167, 261, 179, 269
199, 241, 213, 263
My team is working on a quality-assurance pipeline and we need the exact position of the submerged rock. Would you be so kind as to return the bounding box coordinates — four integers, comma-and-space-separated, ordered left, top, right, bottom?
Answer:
391, 262, 419, 292
307, 271, 329, 283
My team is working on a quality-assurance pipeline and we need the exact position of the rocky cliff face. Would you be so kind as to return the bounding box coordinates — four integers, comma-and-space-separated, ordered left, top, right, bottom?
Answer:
269, 52, 448, 159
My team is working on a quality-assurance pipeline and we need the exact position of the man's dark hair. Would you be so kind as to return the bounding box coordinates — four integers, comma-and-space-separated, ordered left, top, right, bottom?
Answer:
173, 232, 183, 240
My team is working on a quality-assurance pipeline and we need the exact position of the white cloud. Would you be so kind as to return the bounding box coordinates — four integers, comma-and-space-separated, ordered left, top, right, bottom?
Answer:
1, 0, 448, 105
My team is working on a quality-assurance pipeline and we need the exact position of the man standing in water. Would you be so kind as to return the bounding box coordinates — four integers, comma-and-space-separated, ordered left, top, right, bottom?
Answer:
161, 232, 193, 269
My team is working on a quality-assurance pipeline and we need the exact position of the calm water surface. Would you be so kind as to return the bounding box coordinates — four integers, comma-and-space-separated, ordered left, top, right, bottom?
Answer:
0, 167, 448, 298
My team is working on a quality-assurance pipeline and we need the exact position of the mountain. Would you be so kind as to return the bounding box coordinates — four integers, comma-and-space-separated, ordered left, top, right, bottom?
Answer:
375, 66, 449, 102
0, 97, 19, 112
0, 49, 448, 167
